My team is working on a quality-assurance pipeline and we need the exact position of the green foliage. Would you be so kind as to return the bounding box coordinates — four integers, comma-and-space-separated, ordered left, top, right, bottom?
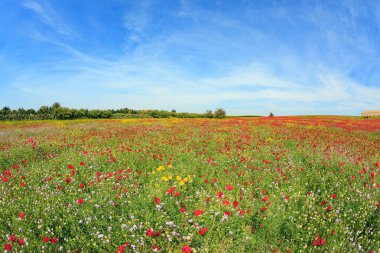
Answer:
214, 108, 226, 119
0, 104, 208, 120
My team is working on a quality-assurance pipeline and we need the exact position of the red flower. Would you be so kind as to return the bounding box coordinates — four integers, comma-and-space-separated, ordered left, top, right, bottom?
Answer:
77, 198, 84, 205
4, 243, 12, 251
370, 172, 375, 178
154, 197, 161, 205
174, 191, 180, 197
226, 185, 234, 191
199, 227, 208, 236
261, 207, 267, 212
18, 212, 25, 219
182, 245, 192, 253
9, 235, 15, 242
18, 238, 24, 246
225, 211, 231, 216
180, 207, 187, 213
43, 236, 50, 243
80, 161, 86, 166
331, 230, 335, 236
68, 164, 74, 169
233, 200, 239, 208
146, 228, 160, 237
79, 183, 85, 189
321, 200, 326, 206
65, 177, 71, 184
262, 196, 268, 202
166, 187, 175, 195
377, 202, 380, 209
217, 192, 224, 198
194, 209, 203, 217
223, 200, 230, 206
51, 237, 58, 244
331, 194, 337, 199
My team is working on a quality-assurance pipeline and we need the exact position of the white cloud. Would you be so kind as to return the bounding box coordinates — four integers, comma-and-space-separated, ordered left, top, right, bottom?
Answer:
22, 0, 70, 35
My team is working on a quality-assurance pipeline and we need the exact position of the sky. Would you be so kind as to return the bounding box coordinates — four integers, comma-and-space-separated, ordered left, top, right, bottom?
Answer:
1, 0, 380, 116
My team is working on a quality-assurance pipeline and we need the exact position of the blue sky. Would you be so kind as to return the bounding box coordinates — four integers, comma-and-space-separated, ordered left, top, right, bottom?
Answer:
1, 0, 380, 116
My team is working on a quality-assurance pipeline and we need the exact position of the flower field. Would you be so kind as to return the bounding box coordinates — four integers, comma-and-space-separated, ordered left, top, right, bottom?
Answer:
0, 116, 379, 252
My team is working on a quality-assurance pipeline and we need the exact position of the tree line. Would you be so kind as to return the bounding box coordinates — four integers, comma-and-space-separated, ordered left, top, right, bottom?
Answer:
0, 103, 226, 120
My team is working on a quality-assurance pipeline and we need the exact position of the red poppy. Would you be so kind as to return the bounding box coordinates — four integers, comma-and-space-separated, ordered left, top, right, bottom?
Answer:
18, 238, 24, 246
217, 192, 224, 198
226, 185, 233, 191
182, 245, 192, 253
43, 236, 50, 243
77, 198, 84, 205
233, 201, 239, 208
166, 187, 175, 195
199, 227, 208, 236
9, 235, 15, 242
51, 237, 58, 244
194, 209, 203, 216
80, 161, 86, 166
154, 197, 161, 205
68, 164, 74, 169
4, 244, 12, 251
79, 183, 85, 189
262, 196, 268, 202
180, 207, 187, 213
223, 200, 230, 206
18, 212, 25, 219
331, 194, 337, 199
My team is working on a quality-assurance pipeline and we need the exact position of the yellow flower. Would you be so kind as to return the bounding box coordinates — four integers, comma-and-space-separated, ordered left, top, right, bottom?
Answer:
168, 175, 173, 180
168, 164, 173, 168
152, 171, 156, 175
157, 165, 165, 171
162, 176, 168, 181
183, 177, 189, 182
179, 181, 185, 186
176, 176, 182, 181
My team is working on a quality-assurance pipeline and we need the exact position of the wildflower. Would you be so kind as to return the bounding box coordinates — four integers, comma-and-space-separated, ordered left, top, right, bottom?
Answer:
199, 227, 208, 236
43, 236, 50, 243
194, 209, 203, 217
9, 235, 15, 242
51, 237, 58, 244
154, 197, 161, 205
18, 238, 25, 246
226, 185, 233, 191
18, 212, 25, 219
182, 245, 192, 253
331, 194, 337, 199
4, 243, 12, 251
77, 198, 84, 205
180, 207, 187, 213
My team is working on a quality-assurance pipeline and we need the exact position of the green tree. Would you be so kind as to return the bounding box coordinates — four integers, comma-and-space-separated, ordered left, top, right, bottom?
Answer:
205, 110, 213, 118
214, 108, 226, 119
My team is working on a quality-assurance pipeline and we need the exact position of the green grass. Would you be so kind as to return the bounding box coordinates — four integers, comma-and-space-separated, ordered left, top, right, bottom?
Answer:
0, 117, 379, 252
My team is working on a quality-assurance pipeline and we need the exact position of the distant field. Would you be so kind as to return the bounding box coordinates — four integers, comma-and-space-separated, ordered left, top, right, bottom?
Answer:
0, 117, 379, 252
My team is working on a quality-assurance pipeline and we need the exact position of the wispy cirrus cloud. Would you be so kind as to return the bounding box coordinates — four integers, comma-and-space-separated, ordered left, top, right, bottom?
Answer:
22, 0, 70, 35
1, 1, 379, 115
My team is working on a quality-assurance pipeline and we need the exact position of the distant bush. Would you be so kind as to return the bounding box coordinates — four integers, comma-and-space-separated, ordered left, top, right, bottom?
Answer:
0, 103, 208, 120
214, 108, 226, 119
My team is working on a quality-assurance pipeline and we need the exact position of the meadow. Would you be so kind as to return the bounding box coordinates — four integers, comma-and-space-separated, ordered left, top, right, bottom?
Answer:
0, 116, 379, 252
